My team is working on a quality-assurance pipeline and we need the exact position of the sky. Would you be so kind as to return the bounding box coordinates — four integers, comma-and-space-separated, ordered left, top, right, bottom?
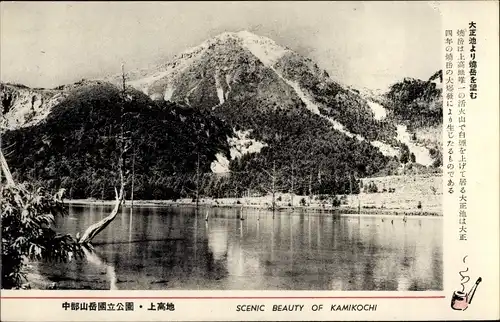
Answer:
1, 1, 442, 90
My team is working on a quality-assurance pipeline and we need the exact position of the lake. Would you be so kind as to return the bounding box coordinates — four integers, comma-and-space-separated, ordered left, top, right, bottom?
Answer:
37, 204, 443, 291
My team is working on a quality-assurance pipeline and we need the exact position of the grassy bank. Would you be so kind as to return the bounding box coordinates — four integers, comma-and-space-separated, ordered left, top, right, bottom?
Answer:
65, 195, 441, 217
65, 174, 442, 216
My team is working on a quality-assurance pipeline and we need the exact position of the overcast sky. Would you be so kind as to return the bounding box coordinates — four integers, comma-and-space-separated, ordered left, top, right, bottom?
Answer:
1, 1, 441, 90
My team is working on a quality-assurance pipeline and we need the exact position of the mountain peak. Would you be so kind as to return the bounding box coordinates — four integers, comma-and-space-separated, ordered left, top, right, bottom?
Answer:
195, 30, 290, 66
210, 30, 275, 43
116, 30, 293, 95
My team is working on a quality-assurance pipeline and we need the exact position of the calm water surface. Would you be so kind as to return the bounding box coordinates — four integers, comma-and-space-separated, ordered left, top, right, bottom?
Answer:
38, 205, 443, 290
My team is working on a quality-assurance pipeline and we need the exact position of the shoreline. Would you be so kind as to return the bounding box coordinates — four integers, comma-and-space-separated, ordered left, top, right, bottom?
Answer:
64, 199, 442, 217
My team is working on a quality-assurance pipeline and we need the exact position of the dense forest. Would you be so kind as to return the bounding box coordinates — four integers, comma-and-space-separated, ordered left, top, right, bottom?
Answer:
214, 101, 389, 196
2, 79, 392, 200
2, 82, 232, 200
379, 70, 443, 130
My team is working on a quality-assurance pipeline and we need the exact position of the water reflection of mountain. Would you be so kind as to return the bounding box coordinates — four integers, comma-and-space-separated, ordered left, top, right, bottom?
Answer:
41, 205, 442, 290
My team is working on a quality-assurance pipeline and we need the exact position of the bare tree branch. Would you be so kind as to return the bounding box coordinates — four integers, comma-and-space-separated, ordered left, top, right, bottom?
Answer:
0, 150, 15, 186
78, 171, 125, 245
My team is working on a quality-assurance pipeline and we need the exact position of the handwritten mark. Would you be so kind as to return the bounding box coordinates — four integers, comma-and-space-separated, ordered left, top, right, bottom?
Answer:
459, 255, 470, 292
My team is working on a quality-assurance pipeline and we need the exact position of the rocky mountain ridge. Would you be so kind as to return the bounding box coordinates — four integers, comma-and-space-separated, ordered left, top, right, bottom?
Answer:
1, 31, 443, 200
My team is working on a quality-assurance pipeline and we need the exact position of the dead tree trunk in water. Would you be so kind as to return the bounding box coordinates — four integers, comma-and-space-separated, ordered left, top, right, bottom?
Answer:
290, 162, 294, 208
272, 161, 276, 213
78, 63, 128, 246
261, 161, 279, 217
78, 174, 124, 245
308, 173, 312, 205
196, 151, 200, 209
130, 146, 135, 209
